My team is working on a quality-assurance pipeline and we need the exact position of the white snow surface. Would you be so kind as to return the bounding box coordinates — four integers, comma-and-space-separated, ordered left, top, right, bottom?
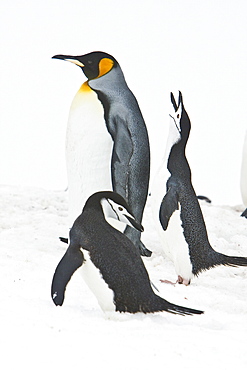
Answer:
1, 185, 247, 369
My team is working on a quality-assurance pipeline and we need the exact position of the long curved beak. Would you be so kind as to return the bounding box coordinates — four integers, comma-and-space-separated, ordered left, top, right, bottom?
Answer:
52, 54, 84, 67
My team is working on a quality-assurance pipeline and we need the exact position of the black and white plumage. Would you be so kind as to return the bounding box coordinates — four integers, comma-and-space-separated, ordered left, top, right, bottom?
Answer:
152, 91, 247, 285
51, 191, 203, 315
52, 52, 151, 257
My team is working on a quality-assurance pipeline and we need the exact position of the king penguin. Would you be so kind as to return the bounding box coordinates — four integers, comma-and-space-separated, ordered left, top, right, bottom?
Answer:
152, 91, 247, 285
52, 51, 151, 257
51, 190, 203, 315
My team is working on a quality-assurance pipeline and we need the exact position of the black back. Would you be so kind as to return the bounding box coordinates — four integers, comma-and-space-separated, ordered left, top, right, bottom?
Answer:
52, 191, 203, 315
159, 92, 247, 275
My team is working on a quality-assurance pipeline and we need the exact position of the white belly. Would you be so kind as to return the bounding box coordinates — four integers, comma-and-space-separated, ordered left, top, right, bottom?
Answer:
80, 250, 115, 312
151, 164, 193, 281
164, 209, 193, 281
66, 85, 113, 225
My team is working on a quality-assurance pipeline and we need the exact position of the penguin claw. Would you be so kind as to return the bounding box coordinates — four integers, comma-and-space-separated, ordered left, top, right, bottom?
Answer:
160, 276, 191, 286
160, 279, 177, 286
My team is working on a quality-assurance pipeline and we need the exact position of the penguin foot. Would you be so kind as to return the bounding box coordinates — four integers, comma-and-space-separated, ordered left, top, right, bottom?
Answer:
160, 279, 177, 286
139, 243, 152, 257
160, 276, 191, 286
177, 276, 190, 285
123, 226, 152, 257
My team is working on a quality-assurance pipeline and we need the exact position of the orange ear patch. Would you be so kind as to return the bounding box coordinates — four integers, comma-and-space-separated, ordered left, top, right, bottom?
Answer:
97, 58, 114, 78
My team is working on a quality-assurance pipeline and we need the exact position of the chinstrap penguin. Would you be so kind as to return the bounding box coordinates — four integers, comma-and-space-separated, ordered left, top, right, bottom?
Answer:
51, 191, 203, 315
52, 51, 151, 257
152, 91, 247, 285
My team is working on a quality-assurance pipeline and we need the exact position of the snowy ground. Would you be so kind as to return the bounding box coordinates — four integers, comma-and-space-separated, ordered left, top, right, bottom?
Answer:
1, 185, 247, 369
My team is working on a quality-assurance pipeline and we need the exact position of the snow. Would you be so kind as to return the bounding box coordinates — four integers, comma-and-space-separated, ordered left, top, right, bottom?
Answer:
1, 0, 247, 368
1, 185, 247, 369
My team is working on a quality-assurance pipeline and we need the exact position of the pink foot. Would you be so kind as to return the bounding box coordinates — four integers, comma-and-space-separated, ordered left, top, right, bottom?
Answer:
177, 275, 190, 285
160, 279, 177, 286
160, 276, 191, 286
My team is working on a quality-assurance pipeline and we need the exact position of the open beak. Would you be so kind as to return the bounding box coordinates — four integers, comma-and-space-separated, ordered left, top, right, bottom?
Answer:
170, 92, 178, 112
170, 91, 183, 112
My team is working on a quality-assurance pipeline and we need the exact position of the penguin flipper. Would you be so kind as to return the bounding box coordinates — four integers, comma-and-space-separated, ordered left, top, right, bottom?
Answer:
51, 246, 84, 306
111, 121, 133, 196
159, 186, 179, 230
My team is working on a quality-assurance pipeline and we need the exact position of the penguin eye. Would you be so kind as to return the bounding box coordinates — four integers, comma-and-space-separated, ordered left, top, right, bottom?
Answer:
88, 60, 93, 65
177, 114, 180, 119
118, 207, 123, 211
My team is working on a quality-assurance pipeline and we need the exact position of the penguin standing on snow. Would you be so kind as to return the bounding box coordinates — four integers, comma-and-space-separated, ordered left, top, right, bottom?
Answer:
152, 91, 247, 285
51, 191, 203, 315
52, 52, 151, 256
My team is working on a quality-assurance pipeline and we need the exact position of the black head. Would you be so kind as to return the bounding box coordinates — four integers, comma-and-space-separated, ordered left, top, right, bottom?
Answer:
52, 51, 118, 80
169, 91, 191, 145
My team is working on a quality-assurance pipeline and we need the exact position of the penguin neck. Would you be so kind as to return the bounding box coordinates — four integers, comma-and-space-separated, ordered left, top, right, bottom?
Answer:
79, 81, 92, 93
168, 139, 191, 179
86, 65, 130, 125
88, 64, 128, 96
83, 195, 112, 228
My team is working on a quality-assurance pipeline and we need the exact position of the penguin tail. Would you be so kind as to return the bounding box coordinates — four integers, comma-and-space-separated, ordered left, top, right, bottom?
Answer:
241, 208, 247, 218
149, 295, 204, 316
160, 298, 203, 316
195, 250, 247, 275
220, 254, 247, 268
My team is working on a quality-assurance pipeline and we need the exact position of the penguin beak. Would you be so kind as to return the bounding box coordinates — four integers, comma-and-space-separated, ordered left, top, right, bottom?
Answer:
170, 92, 178, 112
125, 215, 144, 232
170, 91, 183, 112
52, 54, 84, 68
178, 91, 183, 107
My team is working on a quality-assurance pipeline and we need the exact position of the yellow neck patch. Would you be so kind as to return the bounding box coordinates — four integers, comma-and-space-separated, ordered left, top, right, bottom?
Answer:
79, 81, 92, 93
78, 58, 114, 94
97, 58, 114, 78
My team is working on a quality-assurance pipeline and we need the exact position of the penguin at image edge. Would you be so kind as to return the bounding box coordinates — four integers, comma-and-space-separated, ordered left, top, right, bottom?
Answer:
240, 130, 247, 217
52, 51, 151, 257
152, 91, 247, 285
51, 190, 203, 315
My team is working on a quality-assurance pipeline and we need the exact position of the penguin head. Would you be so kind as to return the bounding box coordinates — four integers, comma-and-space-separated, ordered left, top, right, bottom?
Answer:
169, 91, 191, 145
99, 191, 144, 232
52, 51, 117, 80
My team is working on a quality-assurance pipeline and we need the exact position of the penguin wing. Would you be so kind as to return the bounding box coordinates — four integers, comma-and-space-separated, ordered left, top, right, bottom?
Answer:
110, 118, 133, 196
51, 246, 84, 306
159, 185, 179, 230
